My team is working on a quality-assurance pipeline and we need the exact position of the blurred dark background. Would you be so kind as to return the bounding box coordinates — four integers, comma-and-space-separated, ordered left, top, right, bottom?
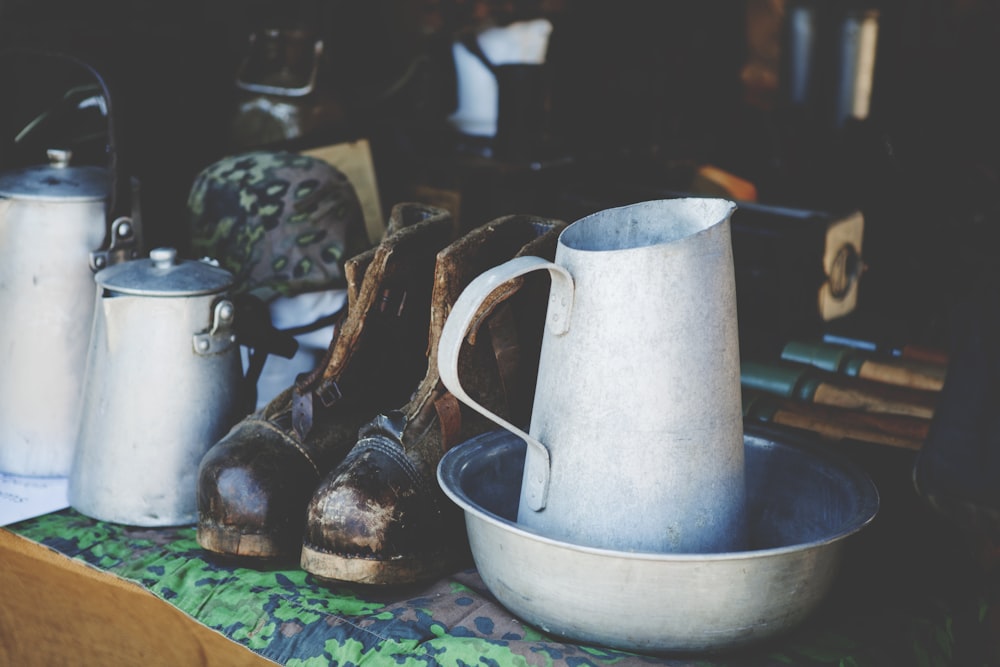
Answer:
3, 5, 1000, 660
2, 0, 1000, 352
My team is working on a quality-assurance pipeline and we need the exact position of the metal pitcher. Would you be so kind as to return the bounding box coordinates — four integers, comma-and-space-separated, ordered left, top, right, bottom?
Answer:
0, 51, 140, 477
439, 198, 747, 553
69, 248, 245, 526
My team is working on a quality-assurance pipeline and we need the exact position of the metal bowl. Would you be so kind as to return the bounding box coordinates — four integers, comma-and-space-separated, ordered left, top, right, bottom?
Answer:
437, 425, 879, 654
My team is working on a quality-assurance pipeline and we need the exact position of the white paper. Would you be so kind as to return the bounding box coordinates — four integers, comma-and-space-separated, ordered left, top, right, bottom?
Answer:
0, 473, 69, 526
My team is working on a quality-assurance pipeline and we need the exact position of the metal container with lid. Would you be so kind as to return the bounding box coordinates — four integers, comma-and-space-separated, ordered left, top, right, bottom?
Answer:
0, 149, 142, 477
69, 248, 245, 526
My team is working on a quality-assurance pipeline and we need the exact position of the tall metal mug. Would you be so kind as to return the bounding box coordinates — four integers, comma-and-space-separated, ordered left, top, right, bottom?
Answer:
69, 248, 245, 526
438, 198, 747, 553
0, 50, 140, 477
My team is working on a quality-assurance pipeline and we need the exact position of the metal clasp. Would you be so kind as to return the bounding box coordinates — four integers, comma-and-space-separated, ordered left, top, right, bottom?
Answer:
193, 299, 237, 356
90, 216, 139, 272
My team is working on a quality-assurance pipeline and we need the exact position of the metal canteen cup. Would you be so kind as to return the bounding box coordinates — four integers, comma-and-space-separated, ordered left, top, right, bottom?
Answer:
439, 198, 747, 553
0, 50, 140, 477
69, 248, 245, 526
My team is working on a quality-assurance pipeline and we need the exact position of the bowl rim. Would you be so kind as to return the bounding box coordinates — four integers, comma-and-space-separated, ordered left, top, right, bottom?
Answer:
437, 423, 880, 562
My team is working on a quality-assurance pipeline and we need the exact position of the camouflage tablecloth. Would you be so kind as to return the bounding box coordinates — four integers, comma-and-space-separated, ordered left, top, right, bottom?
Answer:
7, 508, 989, 666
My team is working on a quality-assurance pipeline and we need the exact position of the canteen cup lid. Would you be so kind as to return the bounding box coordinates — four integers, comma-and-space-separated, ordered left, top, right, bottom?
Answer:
0, 150, 110, 202
95, 247, 234, 297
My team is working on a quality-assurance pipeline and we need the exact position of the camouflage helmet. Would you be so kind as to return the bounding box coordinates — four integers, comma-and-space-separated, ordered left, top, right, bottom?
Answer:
188, 150, 369, 301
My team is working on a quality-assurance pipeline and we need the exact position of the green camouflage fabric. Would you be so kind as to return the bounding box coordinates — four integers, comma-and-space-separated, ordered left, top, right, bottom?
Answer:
8, 509, 992, 667
188, 151, 369, 301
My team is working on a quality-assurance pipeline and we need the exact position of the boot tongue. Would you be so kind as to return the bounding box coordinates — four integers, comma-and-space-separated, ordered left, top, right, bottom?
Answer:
357, 411, 407, 443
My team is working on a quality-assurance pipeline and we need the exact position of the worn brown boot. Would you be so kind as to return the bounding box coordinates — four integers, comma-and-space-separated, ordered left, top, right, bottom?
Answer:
300, 214, 566, 584
196, 203, 456, 561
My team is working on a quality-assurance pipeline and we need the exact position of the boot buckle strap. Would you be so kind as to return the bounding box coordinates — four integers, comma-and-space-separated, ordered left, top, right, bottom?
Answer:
291, 377, 343, 440
316, 378, 343, 407
435, 393, 463, 452
291, 386, 314, 440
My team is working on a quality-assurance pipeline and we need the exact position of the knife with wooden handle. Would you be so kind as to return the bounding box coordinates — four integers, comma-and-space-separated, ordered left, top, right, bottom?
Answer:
781, 340, 947, 392
742, 389, 929, 451
821, 333, 949, 366
741, 359, 939, 419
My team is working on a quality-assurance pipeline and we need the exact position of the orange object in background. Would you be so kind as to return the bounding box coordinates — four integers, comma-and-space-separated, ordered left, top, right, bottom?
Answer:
693, 164, 759, 202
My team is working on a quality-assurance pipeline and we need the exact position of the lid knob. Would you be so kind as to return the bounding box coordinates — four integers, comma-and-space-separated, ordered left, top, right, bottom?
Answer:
149, 247, 178, 269
46, 149, 72, 168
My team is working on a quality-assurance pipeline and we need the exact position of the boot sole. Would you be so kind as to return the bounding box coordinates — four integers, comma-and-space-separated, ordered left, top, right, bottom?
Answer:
300, 541, 468, 585
197, 521, 298, 561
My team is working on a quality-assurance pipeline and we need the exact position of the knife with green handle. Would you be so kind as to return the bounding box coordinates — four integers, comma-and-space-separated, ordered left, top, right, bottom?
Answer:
781, 340, 946, 392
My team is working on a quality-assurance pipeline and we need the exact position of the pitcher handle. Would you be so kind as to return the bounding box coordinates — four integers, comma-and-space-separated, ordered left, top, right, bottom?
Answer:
438, 255, 573, 511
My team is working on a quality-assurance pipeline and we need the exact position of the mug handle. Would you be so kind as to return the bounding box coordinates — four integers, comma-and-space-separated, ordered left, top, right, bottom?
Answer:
438, 255, 573, 511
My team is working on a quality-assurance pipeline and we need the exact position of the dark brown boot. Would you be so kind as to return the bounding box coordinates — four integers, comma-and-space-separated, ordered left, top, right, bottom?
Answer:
300, 214, 566, 584
196, 203, 456, 560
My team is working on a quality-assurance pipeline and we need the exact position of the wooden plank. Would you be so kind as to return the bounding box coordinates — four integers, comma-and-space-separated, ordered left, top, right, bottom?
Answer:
0, 529, 274, 667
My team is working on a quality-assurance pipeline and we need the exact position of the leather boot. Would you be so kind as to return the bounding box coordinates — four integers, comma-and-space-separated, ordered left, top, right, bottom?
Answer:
300, 214, 566, 584
196, 203, 456, 560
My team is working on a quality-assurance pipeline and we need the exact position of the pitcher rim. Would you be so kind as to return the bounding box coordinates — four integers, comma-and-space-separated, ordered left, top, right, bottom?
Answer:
560, 197, 737, 253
